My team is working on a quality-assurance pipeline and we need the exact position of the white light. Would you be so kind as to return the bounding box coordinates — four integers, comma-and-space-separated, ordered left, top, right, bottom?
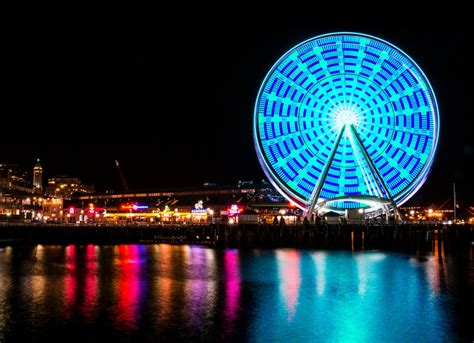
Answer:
358, 208, 364, 214
335, 107, 360, 130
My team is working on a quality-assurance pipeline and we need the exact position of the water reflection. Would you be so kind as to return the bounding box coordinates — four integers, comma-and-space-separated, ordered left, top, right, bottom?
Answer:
0, 247, 11, 340
311, 252, 326, 296
154, 244, 174, 325
27, 245, 48, 326
183, 246, 208, 331
63, 245, 77, 318
223, 249, 240, 333
114, 245, 143, 330
0, 243, 472, 341
425, 239, 449, 295
82, 244, 98, 322
276, 250, 301, 321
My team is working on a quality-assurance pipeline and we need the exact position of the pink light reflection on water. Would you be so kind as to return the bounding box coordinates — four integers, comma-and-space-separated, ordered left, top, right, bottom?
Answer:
276, 250, 301, 321
115, 245, 141, 330
64, 245, 77, 318
223, 249, 240, 332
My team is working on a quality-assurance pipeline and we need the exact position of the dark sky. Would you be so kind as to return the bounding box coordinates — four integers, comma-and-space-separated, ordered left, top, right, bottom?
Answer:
1, 13, 473, 206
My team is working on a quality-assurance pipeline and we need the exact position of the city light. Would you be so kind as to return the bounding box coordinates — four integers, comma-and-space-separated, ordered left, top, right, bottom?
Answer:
228, 204, 242, 216
120, 203, 149, 211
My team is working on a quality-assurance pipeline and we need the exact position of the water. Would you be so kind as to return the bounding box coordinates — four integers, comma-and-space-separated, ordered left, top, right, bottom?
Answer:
0, 243, 472, 342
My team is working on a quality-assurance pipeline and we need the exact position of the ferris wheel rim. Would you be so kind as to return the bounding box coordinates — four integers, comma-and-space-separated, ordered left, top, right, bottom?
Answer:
253, 32, 440, 210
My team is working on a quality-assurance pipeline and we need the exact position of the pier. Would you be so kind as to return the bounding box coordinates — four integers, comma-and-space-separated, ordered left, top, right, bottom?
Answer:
1, 223, 472, 249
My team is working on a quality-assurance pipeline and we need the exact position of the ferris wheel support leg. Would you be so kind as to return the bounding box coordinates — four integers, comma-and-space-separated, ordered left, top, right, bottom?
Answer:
348, 125, 405, 223
306, 125, 346, 218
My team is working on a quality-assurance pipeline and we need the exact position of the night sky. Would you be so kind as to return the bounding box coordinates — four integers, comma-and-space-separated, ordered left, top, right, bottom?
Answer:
2, 15, 473, 206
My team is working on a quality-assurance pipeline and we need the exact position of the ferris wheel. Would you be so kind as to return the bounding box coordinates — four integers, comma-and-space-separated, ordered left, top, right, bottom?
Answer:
254, 33, 439, 216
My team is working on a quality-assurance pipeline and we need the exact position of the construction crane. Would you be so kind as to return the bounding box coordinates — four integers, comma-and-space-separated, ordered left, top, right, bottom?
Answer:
115, 160, 129, 191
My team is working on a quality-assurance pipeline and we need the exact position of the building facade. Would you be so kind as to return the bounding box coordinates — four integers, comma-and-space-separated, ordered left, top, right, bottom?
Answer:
45, 176, 94, 198
33, 159, 43, 194
0, 163, 33, 193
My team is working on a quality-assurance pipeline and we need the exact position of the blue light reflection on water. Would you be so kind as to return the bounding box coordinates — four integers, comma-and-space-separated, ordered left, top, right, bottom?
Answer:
243, 250, 454, 342
0, 244, 470, 342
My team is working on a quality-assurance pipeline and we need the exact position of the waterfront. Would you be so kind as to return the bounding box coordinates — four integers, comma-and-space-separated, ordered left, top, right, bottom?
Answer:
0, 243, 472, 342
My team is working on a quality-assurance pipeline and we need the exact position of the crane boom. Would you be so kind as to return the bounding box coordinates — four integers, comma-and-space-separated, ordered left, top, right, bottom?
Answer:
115, 160, 129, 191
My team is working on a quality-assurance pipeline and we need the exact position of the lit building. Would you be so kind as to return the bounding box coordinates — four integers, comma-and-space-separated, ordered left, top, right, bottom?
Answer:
45, 176, 94, 199
33, 159, 43, 195
0, 194, 20, 216
41, 198, 64, 222
0, 163, 33, 193
0, 163, 34, 217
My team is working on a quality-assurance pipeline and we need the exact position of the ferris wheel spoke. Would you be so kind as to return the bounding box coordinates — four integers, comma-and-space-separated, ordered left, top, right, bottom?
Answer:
348, 125, 404, 219
306, 125, 346, 216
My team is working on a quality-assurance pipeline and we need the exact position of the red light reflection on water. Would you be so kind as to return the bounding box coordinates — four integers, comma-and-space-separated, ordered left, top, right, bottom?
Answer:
277, 250, 301, 321
83, 244, 98, 321
115, 245, 141, 329
64, 245, 77, 318
223, 249, 240, 332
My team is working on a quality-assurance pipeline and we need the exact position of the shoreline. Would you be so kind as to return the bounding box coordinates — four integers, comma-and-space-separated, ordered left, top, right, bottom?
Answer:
1, 223, 472, 250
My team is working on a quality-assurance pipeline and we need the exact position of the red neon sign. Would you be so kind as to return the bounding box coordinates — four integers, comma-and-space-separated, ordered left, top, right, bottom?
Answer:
120, 203, 149, 211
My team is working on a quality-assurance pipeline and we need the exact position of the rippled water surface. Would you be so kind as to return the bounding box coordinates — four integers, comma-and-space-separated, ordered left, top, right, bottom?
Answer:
0, 243, 472, 342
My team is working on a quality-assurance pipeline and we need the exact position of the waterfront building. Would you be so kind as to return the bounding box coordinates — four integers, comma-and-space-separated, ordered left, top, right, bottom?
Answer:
62, 180, 299, 224
45, 176, 94, 199
0, 193, 20, 216
41, 198, 64, 222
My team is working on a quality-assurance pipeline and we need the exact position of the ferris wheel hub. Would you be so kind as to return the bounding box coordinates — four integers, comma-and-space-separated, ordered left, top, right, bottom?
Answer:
335, 107, 360, 130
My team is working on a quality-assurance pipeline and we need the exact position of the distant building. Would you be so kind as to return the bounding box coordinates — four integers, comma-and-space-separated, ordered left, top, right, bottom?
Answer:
45, 176, 94, 198
0, 163, 33, 193
0, 163, 34, 216
33, 159, 43, 194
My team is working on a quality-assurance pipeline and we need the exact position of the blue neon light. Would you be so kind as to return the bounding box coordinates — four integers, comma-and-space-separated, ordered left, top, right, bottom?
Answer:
254, 33, 439, 210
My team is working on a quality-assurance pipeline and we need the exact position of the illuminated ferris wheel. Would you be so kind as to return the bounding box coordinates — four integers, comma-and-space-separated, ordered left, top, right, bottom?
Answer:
254, 33, 439, 216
